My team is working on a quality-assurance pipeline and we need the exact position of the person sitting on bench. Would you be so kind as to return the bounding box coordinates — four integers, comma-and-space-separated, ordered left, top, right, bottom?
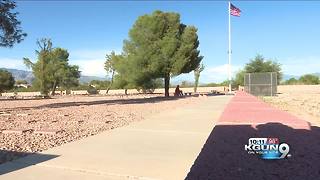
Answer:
174, 85, 183, 96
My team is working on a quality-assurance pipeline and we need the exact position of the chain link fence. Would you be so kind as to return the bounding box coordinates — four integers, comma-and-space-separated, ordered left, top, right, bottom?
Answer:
244, 72, 277, 96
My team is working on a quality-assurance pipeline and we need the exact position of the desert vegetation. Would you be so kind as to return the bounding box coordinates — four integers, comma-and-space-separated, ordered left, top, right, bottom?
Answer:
282, 74, 320, 85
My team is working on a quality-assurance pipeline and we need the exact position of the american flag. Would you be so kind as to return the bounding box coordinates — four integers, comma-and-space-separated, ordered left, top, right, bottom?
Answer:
230, 3, 241, 17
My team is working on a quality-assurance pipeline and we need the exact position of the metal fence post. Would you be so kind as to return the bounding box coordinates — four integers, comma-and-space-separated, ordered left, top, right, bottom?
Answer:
270, 72, 273, 96
248, 73, 251, 94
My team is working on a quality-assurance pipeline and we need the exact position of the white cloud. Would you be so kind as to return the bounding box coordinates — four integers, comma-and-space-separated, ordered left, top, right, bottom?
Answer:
171, 73, 193, 84
70, 59, 106, 77
171, 64, 243, 84
69, 49, 121, 77
201, 64, 242, 83
70, 49, 121, 60
0, 49, 113, 77
0, 58, 27, 70
0, 57, 107, 77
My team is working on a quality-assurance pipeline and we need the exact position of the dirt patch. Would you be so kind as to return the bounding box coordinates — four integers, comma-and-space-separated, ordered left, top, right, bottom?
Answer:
262, 85, 320, 127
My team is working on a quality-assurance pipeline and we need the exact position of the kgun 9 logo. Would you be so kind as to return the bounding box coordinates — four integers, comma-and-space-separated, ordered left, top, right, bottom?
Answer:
244, 138, 290, 159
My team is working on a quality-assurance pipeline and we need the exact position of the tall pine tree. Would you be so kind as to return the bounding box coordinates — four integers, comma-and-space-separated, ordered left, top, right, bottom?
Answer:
124, 11, 203, 97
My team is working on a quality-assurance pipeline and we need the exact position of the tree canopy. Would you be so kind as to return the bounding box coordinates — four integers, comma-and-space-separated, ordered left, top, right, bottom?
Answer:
244, 55, 282, 81
105, 51, 122, 93
234, 70, 245, 87
284, 78, 299, 85
299, 74, 319, 85
104, 50, 165, 94
282, 74, 320, 85
0, 69, 15, 93
23, 38, 80, 96
123, 10, 203, 96
0, 0, 27, 47
234, 55, 282, 87
104, 52, 131, 94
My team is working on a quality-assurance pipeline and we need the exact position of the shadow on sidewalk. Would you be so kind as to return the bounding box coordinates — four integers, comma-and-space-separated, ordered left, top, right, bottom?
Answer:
186, 123, 320, 180
0, 150, 59, 175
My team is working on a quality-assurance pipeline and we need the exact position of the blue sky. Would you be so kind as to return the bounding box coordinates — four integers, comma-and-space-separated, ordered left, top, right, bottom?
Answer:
1, 1, 320, 83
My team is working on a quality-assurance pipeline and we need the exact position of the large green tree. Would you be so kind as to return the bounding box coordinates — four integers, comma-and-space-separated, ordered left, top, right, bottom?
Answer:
124, 11, 203, 97
0, 0, 26, 47
24, 39, 80, 96
105, 51, 159, 94
105, 51, 120, 94
234, 70, 245, 87
109, 53, 134, 94
47, 48, 80, 94
234, 55, 282, 87
24, 39, 52, 96
60, 63, 80, 90
244, 55, 282, 83
0, 69, 15, 93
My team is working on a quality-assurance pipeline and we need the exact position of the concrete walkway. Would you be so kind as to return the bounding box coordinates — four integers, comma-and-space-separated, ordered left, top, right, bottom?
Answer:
218, 91, 311, 129
186, 91, 319, 180
0, 95, 232, 180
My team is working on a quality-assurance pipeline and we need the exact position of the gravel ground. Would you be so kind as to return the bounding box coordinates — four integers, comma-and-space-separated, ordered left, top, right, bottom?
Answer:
0, 94, 204, 164
262, 85, 320, 126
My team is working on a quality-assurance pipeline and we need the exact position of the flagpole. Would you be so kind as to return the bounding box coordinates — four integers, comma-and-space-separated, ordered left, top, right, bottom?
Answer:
228, 1, 232, 93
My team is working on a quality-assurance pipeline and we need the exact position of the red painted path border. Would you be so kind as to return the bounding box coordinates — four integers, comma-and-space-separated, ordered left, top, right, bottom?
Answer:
217, 91, 310, 130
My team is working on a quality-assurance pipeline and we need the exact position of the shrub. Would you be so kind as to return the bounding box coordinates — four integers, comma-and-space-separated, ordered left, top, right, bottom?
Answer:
87, 85, 98, 95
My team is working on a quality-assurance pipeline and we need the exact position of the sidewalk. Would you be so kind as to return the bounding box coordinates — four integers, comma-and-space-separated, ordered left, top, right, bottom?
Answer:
218, 91, 311, 129
0, 95, 232, 180
186, 91, 319, 180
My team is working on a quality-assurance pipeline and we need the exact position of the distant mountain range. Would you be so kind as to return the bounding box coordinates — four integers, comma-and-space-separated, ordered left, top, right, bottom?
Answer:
0, 68, 107, 84
1, 68, 35, 83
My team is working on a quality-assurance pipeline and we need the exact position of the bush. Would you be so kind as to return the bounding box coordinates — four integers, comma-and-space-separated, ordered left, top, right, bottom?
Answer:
180, 80, 194, 88
10, 86, 37, 92
234, 70, 245, 86
0, 69, 15, 93
200, 83, 220, 87
87, 85, 98, 94
299, 74, 319, 85
283, 78, 300, 85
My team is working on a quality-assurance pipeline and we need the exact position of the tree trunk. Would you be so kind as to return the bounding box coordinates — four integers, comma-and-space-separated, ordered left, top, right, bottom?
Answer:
194, 74, 199, 93
106, 70, 115, 94
164, 75, 170, 97
51, 81, 57, 96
